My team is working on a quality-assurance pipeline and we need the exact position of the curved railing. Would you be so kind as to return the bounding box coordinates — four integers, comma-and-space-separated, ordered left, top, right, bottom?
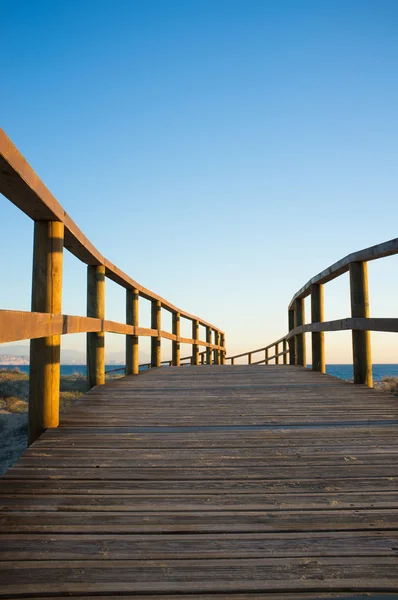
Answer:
226, 336, 288, 366
227, 237, 398, 389
0, 129, 225, 444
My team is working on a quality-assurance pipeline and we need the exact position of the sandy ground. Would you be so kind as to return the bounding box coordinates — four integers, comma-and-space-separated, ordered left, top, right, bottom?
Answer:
0, 411, 28, 475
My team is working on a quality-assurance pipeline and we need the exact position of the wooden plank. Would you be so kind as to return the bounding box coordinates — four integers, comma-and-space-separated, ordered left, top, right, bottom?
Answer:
2, 476, 397, 495
0, 557, 397, 595
13, 596, 398, 600
1, 365, 398, 596
1, 508, 398, 533
1, 531, 397, 560
2, 491, 398, 511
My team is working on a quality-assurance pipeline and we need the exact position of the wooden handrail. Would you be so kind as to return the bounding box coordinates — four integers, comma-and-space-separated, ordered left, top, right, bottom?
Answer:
288, 237, 398, 309
228, 239, 398, 389
0, 130, 226, 444
226, 338, 289, 366
226, 334, 287, 361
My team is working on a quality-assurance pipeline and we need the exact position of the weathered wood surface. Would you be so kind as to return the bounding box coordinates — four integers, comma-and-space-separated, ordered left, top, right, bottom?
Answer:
1, 365, 398, 597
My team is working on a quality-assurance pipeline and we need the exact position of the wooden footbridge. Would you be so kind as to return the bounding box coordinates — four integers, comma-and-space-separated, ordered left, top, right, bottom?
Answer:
1, 129, 398, 597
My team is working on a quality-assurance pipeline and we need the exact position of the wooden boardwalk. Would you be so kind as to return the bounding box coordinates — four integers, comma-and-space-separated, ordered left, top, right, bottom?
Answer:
1, 365, 398, 598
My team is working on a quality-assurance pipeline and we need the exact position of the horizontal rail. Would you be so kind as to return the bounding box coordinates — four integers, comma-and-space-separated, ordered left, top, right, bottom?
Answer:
262, 349, 289, 362
104, 367, 126, 374
288, 236, 398, 309
226, 336, 288, 366
0, 129, 223, 334
0, 310, 224, 348
287, 317, 398, 339
251, 350, 289, 365
226, 334, 287, 361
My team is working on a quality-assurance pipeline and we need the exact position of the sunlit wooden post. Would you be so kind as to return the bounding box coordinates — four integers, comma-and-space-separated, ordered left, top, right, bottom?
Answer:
200, 352, 205, 365
295, 298, 306, 367
206, 327, 212, 364
126, 287, 139, 375
192, 319, 199, 365
220, 334, 226, 364
172, 311, 180, 366
248, 352, 252, 365
214, 331, 220, 365
311, 283, 325, 373
275, 342, 279, 365
350, 261, 372, 387
231, 357, 235, 365
283, 339, 287, 364
288, 308, 296, 365
29, 221, 64, 445
87, 265, 106, 390
151, 300, 161, 367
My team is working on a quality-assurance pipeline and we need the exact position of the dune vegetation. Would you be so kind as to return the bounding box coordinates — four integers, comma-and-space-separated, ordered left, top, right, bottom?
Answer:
0, 368, 123, 475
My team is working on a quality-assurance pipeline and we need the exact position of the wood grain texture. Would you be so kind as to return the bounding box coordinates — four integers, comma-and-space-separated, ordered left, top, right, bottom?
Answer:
28, 221, 64, 445
87, 265, 105, 389
350, 261, 372, 387
311, 283, 325, 373
1, 365, 397, 597
125, 287, 139, 375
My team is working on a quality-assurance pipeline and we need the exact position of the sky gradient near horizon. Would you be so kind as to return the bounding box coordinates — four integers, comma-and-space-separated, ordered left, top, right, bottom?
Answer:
1, 0, 398, 364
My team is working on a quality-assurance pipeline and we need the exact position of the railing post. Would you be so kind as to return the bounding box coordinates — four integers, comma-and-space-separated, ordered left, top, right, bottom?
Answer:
283, 339, 287, 364
231, 357, 235, 365
200, 352, 205, 365
126, 287, 139, 375
151, 300, 161, 367
275, 342, 279, 365
29, 221, 64, 446
295, 298, 306, 367
265, 347, 269, 365
192, 319, 199, 365
248, 352, 252, 365
220, 334, 226, 364
87, 265, 106, 390
206, 327, 212, 364
172, 311, 180, 366
214, 331, 220, 365
288, 308, 296, 365
350, 261, 372, 387
311, 283, 325, 373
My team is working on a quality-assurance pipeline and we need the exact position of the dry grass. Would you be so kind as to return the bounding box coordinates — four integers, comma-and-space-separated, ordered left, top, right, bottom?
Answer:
0, 368, 87, 414
374, 376, 398, 395
0, 367, 124, 475
0, 368, 123, 414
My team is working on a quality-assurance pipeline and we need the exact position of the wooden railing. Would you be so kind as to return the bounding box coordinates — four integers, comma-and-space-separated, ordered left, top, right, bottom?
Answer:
227, 237, 398, 389
227, 336, 289, 366
0, 129, 225, 444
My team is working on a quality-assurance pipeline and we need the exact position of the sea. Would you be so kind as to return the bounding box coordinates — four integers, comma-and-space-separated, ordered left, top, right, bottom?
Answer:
1, 364, 398, 382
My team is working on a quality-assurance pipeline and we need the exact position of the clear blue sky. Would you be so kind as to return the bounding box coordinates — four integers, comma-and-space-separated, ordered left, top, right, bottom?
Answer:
1, 0, 398, 363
